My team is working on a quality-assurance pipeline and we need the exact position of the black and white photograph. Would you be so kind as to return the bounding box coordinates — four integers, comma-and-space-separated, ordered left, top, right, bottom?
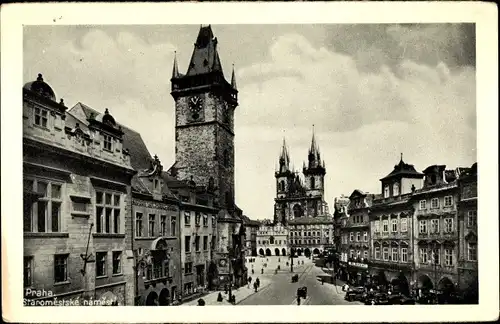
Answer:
1, 2, 498, 323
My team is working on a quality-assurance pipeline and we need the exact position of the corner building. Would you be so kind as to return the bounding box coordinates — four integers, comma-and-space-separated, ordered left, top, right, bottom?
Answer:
23, 75, 136, 305
369, 157, 424, 296
169, 25, 247, 290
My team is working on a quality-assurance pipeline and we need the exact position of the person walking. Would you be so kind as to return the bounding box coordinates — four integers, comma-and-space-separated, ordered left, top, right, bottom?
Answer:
256, 277, 260, 288
253, 281, 258, 292
297, 295, 301, 305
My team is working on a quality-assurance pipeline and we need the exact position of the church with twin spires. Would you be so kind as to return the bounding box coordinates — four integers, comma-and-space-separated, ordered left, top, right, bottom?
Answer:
272, 131, 335, 257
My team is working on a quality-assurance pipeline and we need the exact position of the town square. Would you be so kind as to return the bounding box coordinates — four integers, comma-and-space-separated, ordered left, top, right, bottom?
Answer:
18, 21, 481, 308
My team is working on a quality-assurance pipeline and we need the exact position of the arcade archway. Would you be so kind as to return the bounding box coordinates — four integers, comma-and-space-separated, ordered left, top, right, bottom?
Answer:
259, 248, 264, 256
145, 291, 158, 306
274, 248, 280, 256
304, 248, 311, 258
391, 273, 410, 296
282, 248, 287, 256
418, 274, 434, 292
438, 277, 455, 294
375, 270, 388, 286
158, 288, 170, 306
313, 248, 320, 255
265, 248, 272, 256
296, 249, 303, 256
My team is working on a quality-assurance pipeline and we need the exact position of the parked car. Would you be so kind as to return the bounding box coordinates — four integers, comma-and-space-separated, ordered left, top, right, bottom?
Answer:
344, 287, 365, 302
364, 292, 389, 305
297, 286, 307, 298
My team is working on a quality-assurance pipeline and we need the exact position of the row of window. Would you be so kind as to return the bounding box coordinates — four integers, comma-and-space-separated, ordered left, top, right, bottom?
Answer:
349, 250, 369, 260
184, 235, 214, 253
24, 251, 122, 287
350, 214, 365, 224
258, 239, 286, 245
418, 248, 454, 266
419, 196, 454, 210
290, 239, 327, 245
24, 180, 123, 235
344, 231, 369, 243
290, 230, 330, 237
374, 218, 408, 233
184, 211, 215, 228
419, 218, 454, 234
136, 212, 175, 238
374, 247, 409, 263
32, 107, 116, 152
290, 225, 330, 230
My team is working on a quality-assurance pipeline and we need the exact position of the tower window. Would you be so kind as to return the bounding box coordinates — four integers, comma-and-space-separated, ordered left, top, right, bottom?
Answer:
280, 180, 285, 192
310, 177, 315, 189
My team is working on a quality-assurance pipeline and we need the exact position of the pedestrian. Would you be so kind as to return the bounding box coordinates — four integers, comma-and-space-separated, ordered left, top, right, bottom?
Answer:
224, 284, 228, 294
261, 268, 263, 274
253, 282, 258, 292
278, 258, 280, 262
256, 278, 260, 288
217, 292, 223, 302
321, 277, 324, 285
297, 295, 301, 305
252, 269, 254, 274
197, 298, 205, 306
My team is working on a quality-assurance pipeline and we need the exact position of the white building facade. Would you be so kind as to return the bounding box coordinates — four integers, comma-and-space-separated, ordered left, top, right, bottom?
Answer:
256, 221, 289, 257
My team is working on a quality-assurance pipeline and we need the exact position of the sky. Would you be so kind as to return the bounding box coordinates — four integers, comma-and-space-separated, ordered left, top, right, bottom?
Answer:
23, 24, 477, 220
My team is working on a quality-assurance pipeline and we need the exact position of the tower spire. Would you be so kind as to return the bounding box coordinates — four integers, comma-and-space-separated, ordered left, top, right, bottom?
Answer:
231, 64, 237, 90
172, 51, 179, 78
279, 137, 290, 172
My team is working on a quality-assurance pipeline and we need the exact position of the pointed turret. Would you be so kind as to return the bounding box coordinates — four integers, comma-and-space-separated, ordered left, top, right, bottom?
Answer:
231, 64, 237, 90
172, 51, 180, 78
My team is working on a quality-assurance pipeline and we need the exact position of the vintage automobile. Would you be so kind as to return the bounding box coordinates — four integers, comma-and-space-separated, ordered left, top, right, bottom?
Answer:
291, 274, 299, 283
297, 286, 308, 298
344, 287, 365, 302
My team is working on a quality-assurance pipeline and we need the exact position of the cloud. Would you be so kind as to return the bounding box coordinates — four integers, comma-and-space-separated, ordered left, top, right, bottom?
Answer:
323, 24, 476, 71
235, 32, 476, 219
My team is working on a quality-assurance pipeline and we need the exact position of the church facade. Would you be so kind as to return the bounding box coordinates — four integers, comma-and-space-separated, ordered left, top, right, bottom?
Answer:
273, 133, 334, 257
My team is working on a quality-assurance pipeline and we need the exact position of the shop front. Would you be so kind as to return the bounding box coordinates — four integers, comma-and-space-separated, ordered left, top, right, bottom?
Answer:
346, 261, 369, 286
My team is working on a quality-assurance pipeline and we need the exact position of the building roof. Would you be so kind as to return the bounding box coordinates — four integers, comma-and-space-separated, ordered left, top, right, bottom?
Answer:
288, 216, 333, 225
185, 25, 224, 77
69, 102, 152, 171
381, 156, 424, 181
23, 73, 57, 102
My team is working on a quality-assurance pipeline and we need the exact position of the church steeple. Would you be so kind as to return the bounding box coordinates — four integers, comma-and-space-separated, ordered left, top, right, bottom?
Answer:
172, 51, 180, 79
278, 138, 290, 173
231, 64, 237, 90
307, 125, 321, 168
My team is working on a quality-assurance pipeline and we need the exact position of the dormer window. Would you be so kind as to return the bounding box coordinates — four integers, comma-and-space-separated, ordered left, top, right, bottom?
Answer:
384, 185, 390, 198
154, 179, 160, 191
34, 107, 48, 128
103, 134, 113, 151
393, 183, 399, 196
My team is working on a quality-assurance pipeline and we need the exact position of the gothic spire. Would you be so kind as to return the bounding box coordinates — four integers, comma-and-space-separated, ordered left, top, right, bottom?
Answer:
172, 51, 180, 78
231, 64, 237, 90
278, 137, 291, 173
307, 125, 321, 168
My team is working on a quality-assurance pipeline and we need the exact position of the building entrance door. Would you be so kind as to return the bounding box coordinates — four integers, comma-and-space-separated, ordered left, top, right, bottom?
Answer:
196, 265, 205, 287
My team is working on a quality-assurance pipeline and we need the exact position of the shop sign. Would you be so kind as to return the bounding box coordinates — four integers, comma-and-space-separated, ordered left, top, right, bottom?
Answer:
348, 261, 368, 269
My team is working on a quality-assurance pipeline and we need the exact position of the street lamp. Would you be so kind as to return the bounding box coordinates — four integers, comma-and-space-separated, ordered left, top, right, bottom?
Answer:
290, 246, 295, 273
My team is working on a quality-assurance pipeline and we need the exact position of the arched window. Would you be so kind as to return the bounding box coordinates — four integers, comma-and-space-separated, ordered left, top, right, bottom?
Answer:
223, 150, 229, 167
310, 177, 315, 189
293, 204, 304, 218
269, 236, 275, 244
280, 180, 285, 191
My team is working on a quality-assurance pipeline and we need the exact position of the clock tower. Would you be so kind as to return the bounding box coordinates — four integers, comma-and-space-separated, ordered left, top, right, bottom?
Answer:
170, 25, 238, 212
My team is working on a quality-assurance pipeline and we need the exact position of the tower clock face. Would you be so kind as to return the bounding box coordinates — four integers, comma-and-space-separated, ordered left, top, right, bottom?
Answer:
189, 96, 203, 120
